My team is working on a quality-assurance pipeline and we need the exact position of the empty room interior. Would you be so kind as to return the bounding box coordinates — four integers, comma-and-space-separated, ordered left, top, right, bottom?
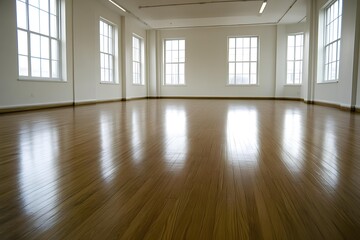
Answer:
1, 0, 360, 239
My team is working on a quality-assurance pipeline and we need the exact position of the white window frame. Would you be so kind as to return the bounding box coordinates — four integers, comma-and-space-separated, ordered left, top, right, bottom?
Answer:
228, 36, 258, 85
286, 33, 304, 85
16, 0, 62, 81
132, 35, 144, 85
99, 18, 116, 83
164, 39, 185, 85
323, 0, 342, 82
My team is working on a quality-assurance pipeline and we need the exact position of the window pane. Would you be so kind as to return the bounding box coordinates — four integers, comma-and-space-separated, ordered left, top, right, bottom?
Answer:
29, 6, 40, 33
179, 50, 185, 62
251, 37, 257, 48
229, 63, 235, 75
288, 35, 295, 47
108, 37, 113, 54
179, 40, 185, 50
30, 34, 40, 57
287, 61, 294, 74
41, 36, 49, 59
229, 48, 235, 61
40, 0, 49, 11
295, 47, 301, 60
19, 56, 29, 76
17, 30, 28, 55
172, 50, 179, 62
229, 38, 235, 49
288, 46, 294, 60
172, 40, 178, 50
41, 59, 50, 77
51, 39, 58, 60
251, 62, 257, 74
243, 38, 250, 48
50, 0, 57, 15
17, 1, 27, 29
251, 48, 257, 61
52, 60, 59, 78
31, 57, 41, 77
51, 15, 58, 38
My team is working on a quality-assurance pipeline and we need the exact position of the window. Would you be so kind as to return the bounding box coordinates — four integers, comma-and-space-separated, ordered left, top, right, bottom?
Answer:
164, 39, 185, 85
16, 0, 61, 80
132, 35, 144, 85
228, 37, 258, 85
100, 19, 115, 83
287, 34, 304, 84
324, 0, 342, 82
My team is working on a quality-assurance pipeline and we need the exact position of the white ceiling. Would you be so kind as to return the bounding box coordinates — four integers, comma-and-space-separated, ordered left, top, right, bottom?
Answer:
104, 0, 307, 29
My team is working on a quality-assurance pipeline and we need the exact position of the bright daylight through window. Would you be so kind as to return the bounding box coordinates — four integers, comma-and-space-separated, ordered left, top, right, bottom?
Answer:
132, 36, 143, 85
164, 39, 185, 85
16, 0, 61, 80
100, 19, 115, 83
287, 33, 304, 84
228, 37, 258, 85
324, 0, 342, 82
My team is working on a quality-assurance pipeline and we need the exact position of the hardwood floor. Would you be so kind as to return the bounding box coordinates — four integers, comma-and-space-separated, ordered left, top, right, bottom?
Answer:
1, 99, 360, 239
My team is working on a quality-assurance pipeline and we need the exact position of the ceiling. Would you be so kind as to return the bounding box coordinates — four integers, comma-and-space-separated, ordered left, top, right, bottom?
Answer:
103, 0, 307, 29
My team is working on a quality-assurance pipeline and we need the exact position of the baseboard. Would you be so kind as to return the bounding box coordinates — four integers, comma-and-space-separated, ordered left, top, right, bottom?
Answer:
123, 97, 148, 101
0, 101, 74, 114
74, 98, 123, 106
306, 100, 357, 112
0, 98, 124, 113
158, 96, 277, 100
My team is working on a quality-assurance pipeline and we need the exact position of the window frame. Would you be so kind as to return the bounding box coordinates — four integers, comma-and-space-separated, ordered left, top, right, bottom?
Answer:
164, 39, 186, 86
132, 35, 144, 85
16, 0, 62, 81
286, 33, 304, 85
323, 0, 342, 83
227, 36, 259, 86
99, 18, 116, 84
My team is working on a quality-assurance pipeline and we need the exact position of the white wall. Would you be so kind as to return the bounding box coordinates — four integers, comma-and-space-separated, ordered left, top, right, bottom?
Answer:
275, 23, 306, 99
73, 0, 122, 104
156, 25, 277, 98
122, 16, 147, 100
0, 0, 73, 109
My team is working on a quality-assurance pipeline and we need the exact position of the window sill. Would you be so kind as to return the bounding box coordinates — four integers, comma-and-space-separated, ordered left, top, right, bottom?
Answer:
100, 82, 120, 85
163, 84, 187, 87
284, 84, 302, 86
18, 78, 66, 83
132, 83, 146, 86
226, 84, 259, 87
317, 81, 338, 85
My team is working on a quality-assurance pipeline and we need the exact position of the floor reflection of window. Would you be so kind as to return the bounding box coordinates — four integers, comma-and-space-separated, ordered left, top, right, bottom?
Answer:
19, 122, 59, 229
282, 109, 303, 173
164, 107, 188, 168
131, 109, 143, 164
100, 113, 116, 182
321, 118, 339, 189
226, 107, 259, 166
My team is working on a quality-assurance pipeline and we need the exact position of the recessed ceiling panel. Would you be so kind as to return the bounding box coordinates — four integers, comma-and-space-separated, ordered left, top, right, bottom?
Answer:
106, 0, 307, 28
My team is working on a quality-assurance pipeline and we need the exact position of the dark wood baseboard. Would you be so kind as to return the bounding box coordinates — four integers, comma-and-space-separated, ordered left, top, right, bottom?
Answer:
0, 102, 73, 114
305, 100, 357, 112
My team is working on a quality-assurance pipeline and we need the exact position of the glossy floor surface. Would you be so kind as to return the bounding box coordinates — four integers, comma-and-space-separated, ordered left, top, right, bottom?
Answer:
1, 99, 360, 239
